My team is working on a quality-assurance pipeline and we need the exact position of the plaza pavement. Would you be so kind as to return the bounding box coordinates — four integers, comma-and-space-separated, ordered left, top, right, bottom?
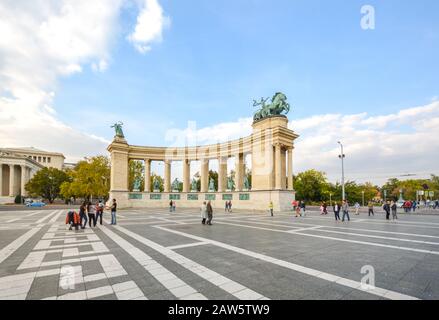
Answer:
0, 207, 438, 300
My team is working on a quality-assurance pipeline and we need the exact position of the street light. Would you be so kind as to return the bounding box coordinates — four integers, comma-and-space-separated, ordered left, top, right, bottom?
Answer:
362, 190, 365, 207
337, 141, 346, 201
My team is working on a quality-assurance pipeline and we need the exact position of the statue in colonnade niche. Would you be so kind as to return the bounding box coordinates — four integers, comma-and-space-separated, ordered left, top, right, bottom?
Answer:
153, 177, 160, 191
243, 175, 250, 190
172, 178, 180, 192
133, 177, 141, 192
227, 176, 235, 191
191, 178, 198, 192
208, 178, 215, 192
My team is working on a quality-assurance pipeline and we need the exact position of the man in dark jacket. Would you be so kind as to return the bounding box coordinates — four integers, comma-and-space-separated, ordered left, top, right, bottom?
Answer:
206, 201, 213, 225
383, 201, 391, 220
333, 202, 341, 221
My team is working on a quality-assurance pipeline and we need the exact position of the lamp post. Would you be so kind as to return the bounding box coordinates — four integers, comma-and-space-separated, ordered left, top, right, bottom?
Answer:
329, 193, 332, 206
337, 141, 346, 201
362, 190, 365, 207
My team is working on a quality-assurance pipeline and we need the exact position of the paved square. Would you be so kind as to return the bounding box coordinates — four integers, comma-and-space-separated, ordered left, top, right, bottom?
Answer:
1, 207, 439, 300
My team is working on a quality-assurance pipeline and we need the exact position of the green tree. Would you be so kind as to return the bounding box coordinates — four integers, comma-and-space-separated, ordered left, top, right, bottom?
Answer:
60, 156, 110, 200
294, 170, 329, 202
26, 167, 70, 203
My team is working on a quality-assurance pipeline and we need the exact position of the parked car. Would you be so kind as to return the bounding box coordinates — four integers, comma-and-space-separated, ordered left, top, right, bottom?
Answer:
26, 200, 46, 207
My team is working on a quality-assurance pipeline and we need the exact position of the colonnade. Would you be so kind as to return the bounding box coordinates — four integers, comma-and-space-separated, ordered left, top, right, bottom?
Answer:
0, 163, 35, 197
108, 116, 299, 196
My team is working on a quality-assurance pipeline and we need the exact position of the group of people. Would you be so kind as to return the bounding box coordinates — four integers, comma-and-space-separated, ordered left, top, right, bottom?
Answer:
292, 201, 306, 217
224, 200, 233, 213
200, 200, 214, 225
329, 200, 399, 221
66, 198, 118, 231
383, 201, 399, 220
402, 200, 417, 213
332, 200, 351, 221
169, 200, 177, 212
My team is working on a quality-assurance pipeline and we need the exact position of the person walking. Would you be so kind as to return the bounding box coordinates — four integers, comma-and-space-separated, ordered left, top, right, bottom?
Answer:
169, 200, 173, 213
342, 200, 350, 222
391, 201, 398, 220
172, 201, 176, 212
79, 201, 88, 229
354, 202, 360, 215
412, 200, 417, 212
383, 201, 391, 220
96, 200, 104, 225
333, 202, 341, 221
87, 201, 96, 228
228, 201, 232, 213
368, 201, 374, 216
110, 199, 117, 225
319, 203, 324, 215
295, 201, 301, 217
269, 201, 274, 216
225, 201, 228, 212
323, 202, 328, 215
300, 201, 306, 217
206, 201, 213, 225
200, 201, 207, 225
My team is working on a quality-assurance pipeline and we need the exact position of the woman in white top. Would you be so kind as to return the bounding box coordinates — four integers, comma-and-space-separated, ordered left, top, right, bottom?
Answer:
200, 202, 208, 225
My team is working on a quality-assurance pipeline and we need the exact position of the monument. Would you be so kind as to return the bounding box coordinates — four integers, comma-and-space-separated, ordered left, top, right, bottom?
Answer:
190, 178, 198, 192
107, 92, 299, 211
208, 178, 215, 192
171, 178, 180, 192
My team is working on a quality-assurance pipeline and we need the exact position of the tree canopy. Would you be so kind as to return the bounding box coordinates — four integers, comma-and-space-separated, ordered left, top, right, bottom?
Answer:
60, 156, 110, 200
25, 167, 70, 203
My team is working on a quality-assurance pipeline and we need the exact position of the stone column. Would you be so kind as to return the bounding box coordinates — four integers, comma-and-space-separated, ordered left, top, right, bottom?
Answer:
109, 151, 129, 191
144, 159, 151, 192
8, 164, 15, 197
0, 164, 3, 197
200, 159, 209, 193
164, 160, 171, 192
235, 153, 244, 191
287, 148, 294, 190
20, 165, 27, 196
275, 144, 282, 190
218, 157, 227, 192
183, 159, 190, 193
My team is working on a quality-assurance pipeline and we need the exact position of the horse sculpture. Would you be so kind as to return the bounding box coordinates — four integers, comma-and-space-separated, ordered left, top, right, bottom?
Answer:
253, 92, 290, 121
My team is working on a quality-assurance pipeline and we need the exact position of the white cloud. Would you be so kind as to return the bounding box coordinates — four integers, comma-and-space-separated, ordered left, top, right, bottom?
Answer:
0, 0, 168, 162
127, 0, 170, 54
171, 101, 439, 185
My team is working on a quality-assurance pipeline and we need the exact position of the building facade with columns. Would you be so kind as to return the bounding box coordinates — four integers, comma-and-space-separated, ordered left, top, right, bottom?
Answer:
0, 147, 65, 170
0, 150, 44, 204
108, 115, 299, 211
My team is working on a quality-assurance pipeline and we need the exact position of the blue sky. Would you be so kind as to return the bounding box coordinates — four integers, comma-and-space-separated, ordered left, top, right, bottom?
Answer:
1, 0, 439, 183
52, 0, 439, 145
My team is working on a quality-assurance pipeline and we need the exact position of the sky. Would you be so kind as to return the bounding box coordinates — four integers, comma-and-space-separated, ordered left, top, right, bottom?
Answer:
1, 0, 438, 185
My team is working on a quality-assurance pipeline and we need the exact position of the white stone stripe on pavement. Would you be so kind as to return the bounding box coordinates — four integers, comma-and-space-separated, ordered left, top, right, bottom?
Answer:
252, 218, 439, 240
111, 224, 268, 300
99, 224, 206, 300
166, 242, 210, 250
0, 225, 45, 264
6, 211, 40, 223
154, 226, 420, 300
35, 210, 60, 224
293, 228, 439, 246
207, 220, 439, 256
